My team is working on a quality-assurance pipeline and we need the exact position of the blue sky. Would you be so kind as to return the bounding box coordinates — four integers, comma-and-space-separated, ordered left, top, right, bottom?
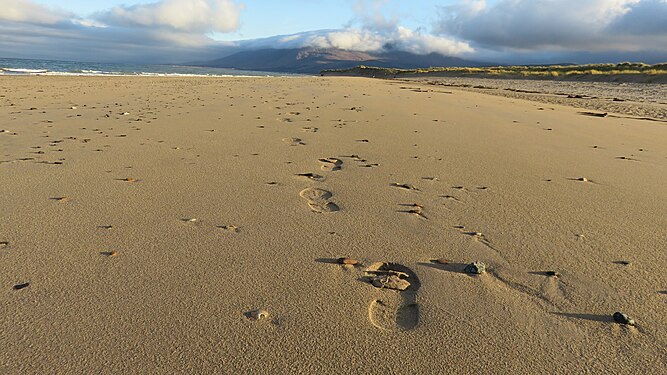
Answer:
1, 0, 666, 64
37, 0, 445, 40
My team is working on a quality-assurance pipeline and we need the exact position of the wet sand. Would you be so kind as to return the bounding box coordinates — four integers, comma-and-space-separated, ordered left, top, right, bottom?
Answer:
1, 76, 666, 373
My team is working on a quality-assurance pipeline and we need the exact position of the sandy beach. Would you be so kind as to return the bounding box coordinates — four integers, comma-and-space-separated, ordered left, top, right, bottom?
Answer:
1, 76, 666, 373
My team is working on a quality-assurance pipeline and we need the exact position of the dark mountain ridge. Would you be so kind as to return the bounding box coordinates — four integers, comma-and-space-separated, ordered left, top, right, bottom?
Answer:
193, 47, 487, 74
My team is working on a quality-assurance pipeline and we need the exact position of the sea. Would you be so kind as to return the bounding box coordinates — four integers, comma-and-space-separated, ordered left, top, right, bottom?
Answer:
0, 57, 293, 77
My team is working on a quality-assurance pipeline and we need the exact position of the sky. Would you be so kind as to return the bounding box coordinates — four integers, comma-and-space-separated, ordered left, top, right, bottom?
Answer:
1, 0, 666, 64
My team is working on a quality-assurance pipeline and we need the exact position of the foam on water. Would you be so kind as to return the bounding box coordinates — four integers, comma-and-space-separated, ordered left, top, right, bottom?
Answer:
0, 57, 298, 77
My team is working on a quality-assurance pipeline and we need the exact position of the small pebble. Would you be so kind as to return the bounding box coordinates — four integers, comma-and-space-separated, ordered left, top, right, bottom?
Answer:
13, 282, 30, 290
218, 225, 240, 232
613, 312, 635, 326
338, 257, 359, 266
578, 177, 589, 182
464, 261, 487, 275
248, 309, 270, 321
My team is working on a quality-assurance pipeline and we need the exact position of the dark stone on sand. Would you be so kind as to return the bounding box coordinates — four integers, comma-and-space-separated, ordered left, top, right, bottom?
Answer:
464, 262, 486, 275
13, 282, 30, 290
613, 312, 635, 326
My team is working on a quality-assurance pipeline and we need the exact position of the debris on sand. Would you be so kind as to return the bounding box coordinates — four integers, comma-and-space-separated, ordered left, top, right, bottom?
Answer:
464, 261, 487, 275
613, 312, 635, 326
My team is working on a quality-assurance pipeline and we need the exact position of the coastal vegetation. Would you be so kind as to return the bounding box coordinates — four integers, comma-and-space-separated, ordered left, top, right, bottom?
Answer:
321, 62, 667, 81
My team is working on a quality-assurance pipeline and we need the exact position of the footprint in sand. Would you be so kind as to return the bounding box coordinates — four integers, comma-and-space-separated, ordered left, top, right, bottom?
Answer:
282, 137, 305, 146
299, 188, 340, 213
391, 183, 420, 191
461, 230, 500, 253
398, 203, 428, 219
318, 158, 343, 171
569, 177, 598, 184
441, 195, 462, 203
117, 177, 140, 183
217, 225, 241, 233
296, 172, 325, 182
365, 262, 420, 331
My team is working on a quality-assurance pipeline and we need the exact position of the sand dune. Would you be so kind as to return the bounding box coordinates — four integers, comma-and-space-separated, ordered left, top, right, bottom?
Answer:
1, 76, 666, 373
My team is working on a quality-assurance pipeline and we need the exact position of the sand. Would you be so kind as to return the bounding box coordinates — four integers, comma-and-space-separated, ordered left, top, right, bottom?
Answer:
405, 77, 667, 121
1, 76, 666, 373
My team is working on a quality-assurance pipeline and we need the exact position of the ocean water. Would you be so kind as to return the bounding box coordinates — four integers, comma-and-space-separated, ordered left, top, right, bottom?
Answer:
0, 57, 293, 77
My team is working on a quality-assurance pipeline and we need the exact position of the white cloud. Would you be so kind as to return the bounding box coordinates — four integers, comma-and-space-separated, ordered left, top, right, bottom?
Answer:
436, 0, 667, 52
352, 0, 399, 32
0, 0, 244, 62
72, 19, 107, 29
306, 30, 386, 52
0, 0, 71, 25
293, 0, 473, 56
395, 26, 474, 55
96, 0, 244, 33
257, 28, 473, 56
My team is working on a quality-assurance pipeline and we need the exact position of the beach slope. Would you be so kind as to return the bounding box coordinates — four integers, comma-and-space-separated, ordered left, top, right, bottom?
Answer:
1, 76, 665, 373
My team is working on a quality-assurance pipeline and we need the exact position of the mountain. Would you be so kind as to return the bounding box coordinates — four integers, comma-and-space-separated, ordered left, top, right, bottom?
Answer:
193, 47, 487, 74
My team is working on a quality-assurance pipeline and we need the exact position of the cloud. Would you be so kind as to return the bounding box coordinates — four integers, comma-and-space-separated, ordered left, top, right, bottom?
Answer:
0, 0, 71, 25
0, 17, 235, 63
608, 0, 667, 35
351, 0, 399, 32
1, 0, 664, 65
394, 26, 474, 55
240, 28, 473, 57
435, 0, 667, 53
96, 0, 243, 33
306, 30, 385, 52
304, 27, 473, 56
0, 0, 244, 62
290, 0, 473, 56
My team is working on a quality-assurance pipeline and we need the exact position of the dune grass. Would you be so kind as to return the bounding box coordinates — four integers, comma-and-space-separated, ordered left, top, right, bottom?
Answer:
322, 62, 667, 79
